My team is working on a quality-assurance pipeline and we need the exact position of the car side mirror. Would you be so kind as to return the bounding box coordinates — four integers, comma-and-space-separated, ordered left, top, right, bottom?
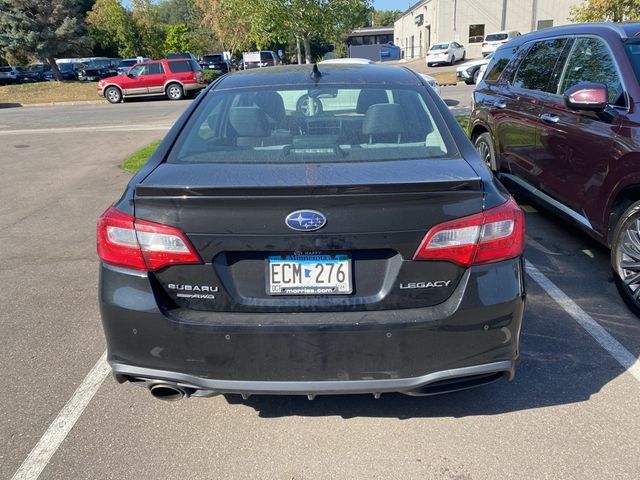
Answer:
564, 83, 608, 112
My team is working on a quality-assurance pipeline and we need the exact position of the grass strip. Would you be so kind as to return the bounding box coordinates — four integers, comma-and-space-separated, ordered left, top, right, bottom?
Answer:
121, 140, 161, 173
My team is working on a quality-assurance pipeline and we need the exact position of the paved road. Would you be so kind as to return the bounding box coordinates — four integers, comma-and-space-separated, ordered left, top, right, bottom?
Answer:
1, 96, 639, 480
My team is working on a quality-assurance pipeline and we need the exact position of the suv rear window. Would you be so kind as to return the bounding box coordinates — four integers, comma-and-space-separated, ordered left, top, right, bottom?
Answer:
168, 86, 455, 164
168, 60, 194, 73
260, 52, 274, 61
204, 55, 223, 62
486, 33, 508, 41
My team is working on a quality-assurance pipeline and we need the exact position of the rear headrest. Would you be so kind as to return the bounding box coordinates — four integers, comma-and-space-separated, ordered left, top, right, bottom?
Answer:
362, 104, 404, 135
229, 107, 270, 137
253, 91, 285, 123
356, 89, 389, 114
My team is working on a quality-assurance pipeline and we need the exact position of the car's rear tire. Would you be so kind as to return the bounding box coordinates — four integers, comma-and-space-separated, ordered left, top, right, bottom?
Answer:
461, 51, 466, 61
450, 55, 456, 65
474, 132, 497, 171
104, 86, 122, 104
611, 201, 640, 317
166, 83, 184, 100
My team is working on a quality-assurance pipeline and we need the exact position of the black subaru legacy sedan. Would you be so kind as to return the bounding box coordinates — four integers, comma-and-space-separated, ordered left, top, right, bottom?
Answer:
97, 64, 526, 401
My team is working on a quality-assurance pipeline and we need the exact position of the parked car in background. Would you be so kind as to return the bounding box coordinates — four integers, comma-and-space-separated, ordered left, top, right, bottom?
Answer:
97, 63, 525, 401
481, 30, 521, 57
419, 73, 442, 97
43, 62, 78, 81
98, 58, 205, 103
0, 66, 21, 85
77, 59, 119, 81
117, 58, 149, 75
426, 42, 465, 66
469, 22, 640, 315
242, 50, 278, 69
26, 63, 52, 82
200, 53, 230, 74
456, 53, 492, 84
167, 52, 199, 63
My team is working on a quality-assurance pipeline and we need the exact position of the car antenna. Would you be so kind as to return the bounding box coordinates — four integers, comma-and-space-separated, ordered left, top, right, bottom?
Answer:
311, 63, 322, 81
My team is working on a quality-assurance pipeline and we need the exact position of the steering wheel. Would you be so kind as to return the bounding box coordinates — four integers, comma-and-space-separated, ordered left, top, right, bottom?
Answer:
296, 94, 323, 117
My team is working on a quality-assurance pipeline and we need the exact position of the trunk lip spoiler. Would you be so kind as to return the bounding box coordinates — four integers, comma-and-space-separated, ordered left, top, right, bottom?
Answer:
134, 179, 483, 197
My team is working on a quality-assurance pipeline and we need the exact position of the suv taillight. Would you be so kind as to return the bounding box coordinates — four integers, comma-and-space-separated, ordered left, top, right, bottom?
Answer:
97, 206, 202, 271
413, 197, 524, 267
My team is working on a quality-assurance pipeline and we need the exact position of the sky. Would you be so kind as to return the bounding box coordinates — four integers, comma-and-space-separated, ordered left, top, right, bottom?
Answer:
373, 0, 413, 10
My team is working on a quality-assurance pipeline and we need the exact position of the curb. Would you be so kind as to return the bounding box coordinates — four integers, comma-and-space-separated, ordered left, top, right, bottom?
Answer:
21, 100, 107, 108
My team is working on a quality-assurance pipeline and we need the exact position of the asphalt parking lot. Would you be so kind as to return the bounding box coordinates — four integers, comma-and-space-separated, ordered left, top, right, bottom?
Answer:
2, 89, 639, 480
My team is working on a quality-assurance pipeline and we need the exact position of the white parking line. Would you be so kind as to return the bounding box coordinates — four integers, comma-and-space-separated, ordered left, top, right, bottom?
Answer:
0, 124, 172, 135
526, 260, 640, 383
10, 351, 110, 480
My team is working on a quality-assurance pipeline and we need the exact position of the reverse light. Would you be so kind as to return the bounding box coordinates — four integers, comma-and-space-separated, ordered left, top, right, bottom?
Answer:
413, 197, 524, 267
97, 206, 201, 271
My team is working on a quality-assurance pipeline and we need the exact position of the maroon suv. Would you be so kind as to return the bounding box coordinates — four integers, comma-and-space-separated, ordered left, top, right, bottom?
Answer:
469, 23, 640, 314
98, 58, 205, 103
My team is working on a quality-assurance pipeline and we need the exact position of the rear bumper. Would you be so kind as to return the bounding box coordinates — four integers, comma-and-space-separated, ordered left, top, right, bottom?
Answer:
100, 258, 525, 396
183, 82, 206, 92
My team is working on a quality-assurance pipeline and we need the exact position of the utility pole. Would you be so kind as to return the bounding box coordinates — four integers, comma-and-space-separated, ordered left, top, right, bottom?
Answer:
453, 0, 458, 41
531, 0, 538, 31
501, 0, 507, 30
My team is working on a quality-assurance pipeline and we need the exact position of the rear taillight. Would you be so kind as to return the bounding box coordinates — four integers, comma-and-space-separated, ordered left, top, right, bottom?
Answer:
443, 50, 449, 55
413, 197, 524, 267
482, 42, 488, 47
97, 206, 201, 271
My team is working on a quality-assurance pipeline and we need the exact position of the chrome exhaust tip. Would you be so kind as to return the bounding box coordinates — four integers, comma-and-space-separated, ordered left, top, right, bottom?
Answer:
149, 383, 186, 402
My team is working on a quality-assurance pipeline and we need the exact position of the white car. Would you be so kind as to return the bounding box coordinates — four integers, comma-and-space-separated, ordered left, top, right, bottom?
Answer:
481, 30, 520, 57
320, 58, 375, 65
419, 73, 442, 97
455, 53, 493, 85
474, 63, 489, 85
426, 42, 465, 66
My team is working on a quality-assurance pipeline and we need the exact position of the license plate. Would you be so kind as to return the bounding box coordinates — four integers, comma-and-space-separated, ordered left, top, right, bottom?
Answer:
267, 254, 352, 295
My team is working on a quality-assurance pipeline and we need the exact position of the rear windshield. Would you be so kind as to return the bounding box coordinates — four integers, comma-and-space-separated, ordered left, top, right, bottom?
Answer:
486, 33, 508, 41
430, 43, 449, 50
168, 85, 456, 165
0, 66, 12, 72
260, 52, 274, 61
168, 60, 201, 73
119, 60, 136, 68
204, 55, 223, 62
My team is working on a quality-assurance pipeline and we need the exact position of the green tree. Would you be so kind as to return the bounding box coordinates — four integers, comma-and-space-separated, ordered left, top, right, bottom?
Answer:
570, 0, 640, 22
131, 0, 166, 58
87, 0, 140, 57
158, 0, 215, 55
0, 0, 92, 80
373, 9, 401, 27
164, 23, 190, 54
195, 0, 253, 56
248, 0, 371, 63
157, 0, 192, 24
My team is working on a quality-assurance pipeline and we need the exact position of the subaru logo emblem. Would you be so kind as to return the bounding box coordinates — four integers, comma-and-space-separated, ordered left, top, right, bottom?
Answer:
285, 210, 327, 232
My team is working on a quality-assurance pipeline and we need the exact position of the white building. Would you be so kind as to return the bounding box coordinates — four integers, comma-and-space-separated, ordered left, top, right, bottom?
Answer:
394, 0, 581, 60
